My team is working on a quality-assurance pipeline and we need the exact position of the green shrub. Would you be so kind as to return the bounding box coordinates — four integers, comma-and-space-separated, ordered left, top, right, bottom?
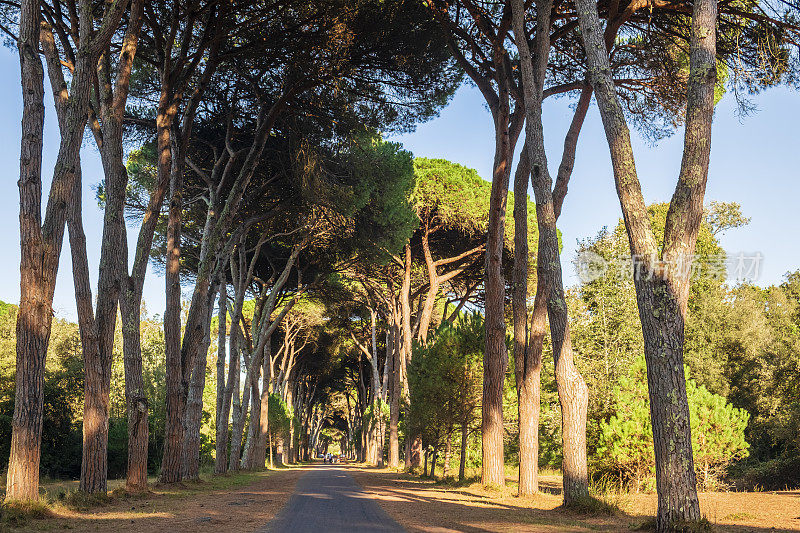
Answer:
596, 356, 749, 491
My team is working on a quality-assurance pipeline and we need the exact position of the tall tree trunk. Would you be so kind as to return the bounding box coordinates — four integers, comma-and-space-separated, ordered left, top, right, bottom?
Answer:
118, 87, 173, 491
388, 319, 401, 468
399, 244, 421, 469
69, 171, 109, 495
160, 83, 186, 483
510, 145, 543, 496
574, 0, 716, 525
78, 1, 143, 488
182, 285, 217, 479
6, 0, 47, 503
481, 58, 519, 486
214, 280, 228, 474
511, 0, 589, 503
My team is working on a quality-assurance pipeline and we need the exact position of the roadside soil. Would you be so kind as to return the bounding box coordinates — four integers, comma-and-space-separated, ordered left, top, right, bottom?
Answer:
6, 463, 799, 532
3, 466, 307, 533
348, 465, 800, 533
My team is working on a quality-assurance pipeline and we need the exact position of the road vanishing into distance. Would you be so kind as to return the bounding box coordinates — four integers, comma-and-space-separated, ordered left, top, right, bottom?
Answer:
261, 465, 404, 533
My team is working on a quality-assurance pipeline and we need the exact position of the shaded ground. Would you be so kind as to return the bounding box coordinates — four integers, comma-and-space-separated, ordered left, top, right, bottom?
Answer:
348, 465, 800, 533
3, 466, 306, 533
262, 465, 403, 532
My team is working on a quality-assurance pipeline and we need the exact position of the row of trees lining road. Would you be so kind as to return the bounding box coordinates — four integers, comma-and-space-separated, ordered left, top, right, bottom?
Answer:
2, 200, 798, 504
2, 203, 797, 482
2, 0, 799, 531
427, 0, 797, 528
2, 0, 460, 501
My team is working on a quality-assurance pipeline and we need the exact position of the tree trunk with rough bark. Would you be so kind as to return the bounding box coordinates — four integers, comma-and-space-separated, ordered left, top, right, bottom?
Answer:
120, 294, 150, 493
118, 81, 174, 491
229, 364, 250, 472
182, 285, 217, 479
242, 350, 264, 469
7, 0, 127, 501
573, 0, 717, 525
389, 317, 401, 468
511, 0, 589, 503
214, 280, 228, 474
510, 143, 544, 496
7, 0, 47, 503
398, 244, 422, 469
160, 119, 185, 483
481, 52, 521, 486
78, 2, 143, 493
249, 340, 273, 469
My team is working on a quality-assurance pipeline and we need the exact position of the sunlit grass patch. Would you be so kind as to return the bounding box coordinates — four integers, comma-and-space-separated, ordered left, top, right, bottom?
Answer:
561, 493, 620, 516
0, 499, 52, 527
60, 489, 115, 511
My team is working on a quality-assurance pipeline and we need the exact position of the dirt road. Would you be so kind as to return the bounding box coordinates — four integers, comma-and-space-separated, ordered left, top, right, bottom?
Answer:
261, 465, 404, 533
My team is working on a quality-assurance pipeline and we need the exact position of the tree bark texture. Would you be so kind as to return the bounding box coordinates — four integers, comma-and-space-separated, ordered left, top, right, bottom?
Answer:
481, 48, 523, 486
182, 284, 217, 479
510, 142, 544, 496
512, 0, 589, 502
214, 279, 228, 474
8, 0, 127, 501
574, 0, 717, 525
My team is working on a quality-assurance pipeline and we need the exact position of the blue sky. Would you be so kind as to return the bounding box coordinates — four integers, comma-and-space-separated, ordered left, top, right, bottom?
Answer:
0, 47, 797, 320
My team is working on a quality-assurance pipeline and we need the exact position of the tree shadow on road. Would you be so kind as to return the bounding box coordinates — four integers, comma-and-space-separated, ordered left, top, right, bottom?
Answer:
347, 465, 800, 533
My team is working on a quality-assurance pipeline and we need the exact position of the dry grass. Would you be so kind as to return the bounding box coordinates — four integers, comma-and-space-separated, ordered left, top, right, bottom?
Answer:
348, 464, 800, 533
4, 464, 799, 532
1, 465, 308, 533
